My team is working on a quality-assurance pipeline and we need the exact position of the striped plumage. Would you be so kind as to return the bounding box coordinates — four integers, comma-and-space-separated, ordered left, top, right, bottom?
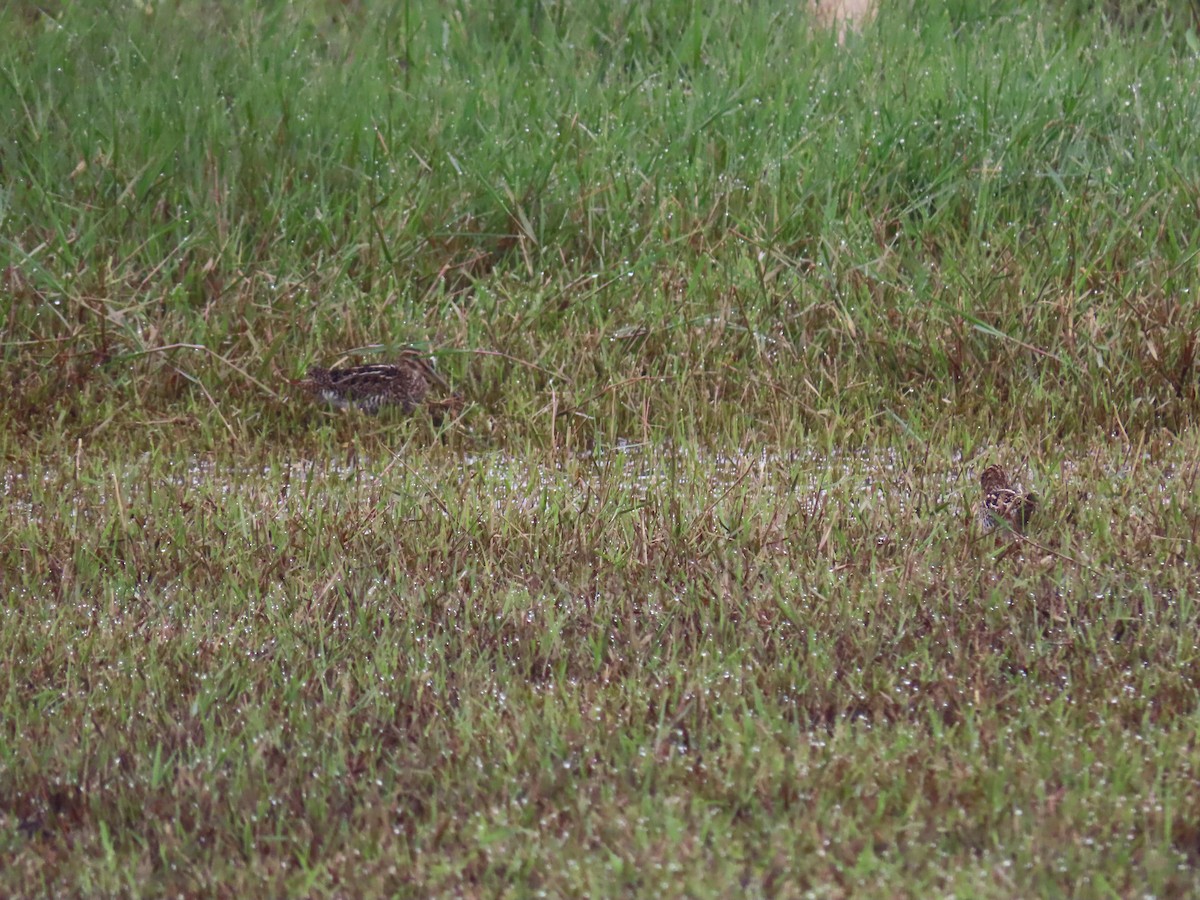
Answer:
979, 464, 1037, 533
301, 350, 451, 415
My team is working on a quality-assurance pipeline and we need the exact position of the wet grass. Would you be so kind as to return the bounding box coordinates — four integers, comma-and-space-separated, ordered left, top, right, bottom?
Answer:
3, 0, 1200, 895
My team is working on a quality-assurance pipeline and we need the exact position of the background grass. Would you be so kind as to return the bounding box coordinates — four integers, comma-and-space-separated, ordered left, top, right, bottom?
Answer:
3, 0, 1200, 895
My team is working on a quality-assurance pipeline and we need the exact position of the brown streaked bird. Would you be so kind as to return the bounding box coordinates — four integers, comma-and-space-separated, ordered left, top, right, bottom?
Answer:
979, 464, 1037, 534
300, 350, 452, 416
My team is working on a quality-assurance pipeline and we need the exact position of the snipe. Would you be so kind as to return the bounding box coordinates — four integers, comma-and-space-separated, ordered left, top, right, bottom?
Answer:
300, 349, 454, 416
979, 464, 1037, 534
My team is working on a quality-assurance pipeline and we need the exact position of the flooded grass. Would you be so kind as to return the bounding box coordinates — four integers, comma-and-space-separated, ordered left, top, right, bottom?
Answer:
3, 0, 1200, 895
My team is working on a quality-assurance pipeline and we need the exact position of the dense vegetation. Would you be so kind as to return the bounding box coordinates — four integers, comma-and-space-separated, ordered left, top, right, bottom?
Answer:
3, 0, 1200, 894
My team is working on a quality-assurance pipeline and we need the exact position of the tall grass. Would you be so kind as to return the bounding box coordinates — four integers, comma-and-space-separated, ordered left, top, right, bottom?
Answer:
3, 0, 1200, 895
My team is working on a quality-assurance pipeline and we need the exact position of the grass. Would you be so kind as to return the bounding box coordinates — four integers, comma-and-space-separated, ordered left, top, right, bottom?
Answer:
3, 0, 1200, 894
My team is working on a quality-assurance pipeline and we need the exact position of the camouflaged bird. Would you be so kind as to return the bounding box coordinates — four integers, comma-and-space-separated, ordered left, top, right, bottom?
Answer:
978, 464, 1037, 534
300, 350, 453, 416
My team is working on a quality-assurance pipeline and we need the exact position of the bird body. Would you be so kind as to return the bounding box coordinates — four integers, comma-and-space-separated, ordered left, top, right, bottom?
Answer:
979, 464, 1037, 533
301, 351, 451, 415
